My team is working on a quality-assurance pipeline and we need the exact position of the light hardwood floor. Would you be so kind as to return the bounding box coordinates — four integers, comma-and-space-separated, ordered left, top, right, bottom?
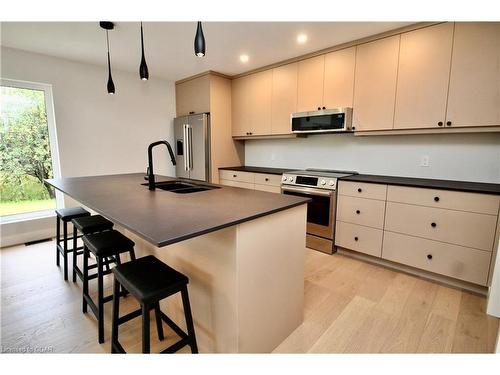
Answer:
1, 240, 498, 353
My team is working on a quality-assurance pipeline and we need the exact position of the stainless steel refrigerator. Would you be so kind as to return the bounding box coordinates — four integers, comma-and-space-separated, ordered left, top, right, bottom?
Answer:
173, 113, 211, 182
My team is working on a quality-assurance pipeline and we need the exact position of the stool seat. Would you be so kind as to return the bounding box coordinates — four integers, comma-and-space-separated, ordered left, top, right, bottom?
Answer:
113, 255, 188, 305
83, 230, 135, 257
72, 215, 114, 234
56, 207, 90, 222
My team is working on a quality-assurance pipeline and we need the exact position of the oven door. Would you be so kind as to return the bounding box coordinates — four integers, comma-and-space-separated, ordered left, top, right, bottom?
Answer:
281, 186, 335, 239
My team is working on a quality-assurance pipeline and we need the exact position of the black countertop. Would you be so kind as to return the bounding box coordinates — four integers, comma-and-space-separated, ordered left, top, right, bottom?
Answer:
340, 174, 500, 195
45, 173, 309, 247
219, 166, 294, 175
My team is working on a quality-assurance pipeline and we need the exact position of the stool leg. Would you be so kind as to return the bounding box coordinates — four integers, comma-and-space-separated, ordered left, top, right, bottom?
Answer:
82, 244, 89, 313
111, 277, 121, 353
72, 225, 78, 282
154, 303, 164, 341
97, 257, 105, 344
181, 286, 198, 353
56, 216, 60, 267
142, 304, 151, 353
115, 255, 128, 297
63, 221, 68, 281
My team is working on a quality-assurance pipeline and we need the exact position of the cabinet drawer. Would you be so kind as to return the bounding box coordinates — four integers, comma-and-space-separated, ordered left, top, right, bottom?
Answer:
338, 181, 387, 200
219, 170, 255, 183
335, 221, 383, 257
254, 173, 282, 187
337, 195, 386, 229
382, 231, 491, 286
384, 202, 497, 251
387, 185, 500, 215
219, 179, 254, 190
254, 184, 281, 194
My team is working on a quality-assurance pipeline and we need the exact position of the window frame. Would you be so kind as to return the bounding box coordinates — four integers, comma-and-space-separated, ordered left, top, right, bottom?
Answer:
0, 78, 63, 223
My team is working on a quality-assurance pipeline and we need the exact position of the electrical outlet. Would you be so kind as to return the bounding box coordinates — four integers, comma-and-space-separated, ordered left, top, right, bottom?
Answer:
420, 155, 430, 167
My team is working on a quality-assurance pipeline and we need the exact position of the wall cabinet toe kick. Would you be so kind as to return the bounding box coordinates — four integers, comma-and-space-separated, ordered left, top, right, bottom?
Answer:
335, 180, 500, 289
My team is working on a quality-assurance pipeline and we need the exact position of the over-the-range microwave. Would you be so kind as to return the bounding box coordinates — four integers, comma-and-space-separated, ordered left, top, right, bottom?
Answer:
291, 107, 353, 134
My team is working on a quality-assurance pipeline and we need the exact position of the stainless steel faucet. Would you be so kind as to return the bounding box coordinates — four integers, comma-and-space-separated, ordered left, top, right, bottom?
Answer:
147, 140, 176, 190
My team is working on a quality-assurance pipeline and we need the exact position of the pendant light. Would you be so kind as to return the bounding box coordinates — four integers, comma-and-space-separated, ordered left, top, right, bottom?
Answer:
139, 22, 149, 80
194, 21, 206, 57
100, 21, 115, 95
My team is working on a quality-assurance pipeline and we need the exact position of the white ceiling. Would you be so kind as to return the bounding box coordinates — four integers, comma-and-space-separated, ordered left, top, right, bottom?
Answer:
1, 22, 412, 81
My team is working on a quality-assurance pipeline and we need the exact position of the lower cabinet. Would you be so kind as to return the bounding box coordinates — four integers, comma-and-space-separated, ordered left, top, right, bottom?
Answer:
219, 169, 282, 193
335, 180, 500, 287
335, 221, 383, 257
382, 231, 491, 286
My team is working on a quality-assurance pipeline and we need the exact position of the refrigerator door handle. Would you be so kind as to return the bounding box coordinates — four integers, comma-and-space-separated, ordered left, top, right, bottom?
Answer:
183, 124, 189, 172
188, 125, 193, 170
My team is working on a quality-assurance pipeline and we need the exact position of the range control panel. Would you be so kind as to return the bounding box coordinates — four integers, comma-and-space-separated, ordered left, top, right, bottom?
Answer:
281, 173, 337, 190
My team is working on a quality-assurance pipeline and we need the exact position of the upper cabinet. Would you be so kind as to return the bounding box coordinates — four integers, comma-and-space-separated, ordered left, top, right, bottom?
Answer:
323, 47, 356, 109
271, 63, 298, 135
175, 75, 210, 116
446, 22, 500, 128
394, 23, 454, 129
297, 55, 325, 112
231, 70, 272, 137
353, 35, 400, 131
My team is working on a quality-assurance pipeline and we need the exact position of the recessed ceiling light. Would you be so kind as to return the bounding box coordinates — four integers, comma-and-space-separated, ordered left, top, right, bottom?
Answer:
240, 54, 249, 63
297, 34, 308, 44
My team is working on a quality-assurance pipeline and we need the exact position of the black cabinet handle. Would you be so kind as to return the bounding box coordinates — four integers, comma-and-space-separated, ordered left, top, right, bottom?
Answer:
352, 126, 356, 130
446, 121, 452, 126
317, 107, 321, 110
356, 210, 360, 214
427, 254, 433, 260
357, 188, 362, 193
438, 121, 443, 126
233, 174, 237, 178
322, 106, 326, 110
265, 178, 269, 182
431, 222, 437, 228
354, 236, 358, 241
434, 196, 440, 202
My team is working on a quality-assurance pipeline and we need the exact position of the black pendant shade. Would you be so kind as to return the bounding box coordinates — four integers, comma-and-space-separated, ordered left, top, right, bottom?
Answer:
194, 21, 206, 57
100, 21, 115, 95
139, 22, 149, 80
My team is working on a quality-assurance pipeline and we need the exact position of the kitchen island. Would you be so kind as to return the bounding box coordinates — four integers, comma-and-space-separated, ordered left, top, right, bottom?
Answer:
45, 173, 308, 353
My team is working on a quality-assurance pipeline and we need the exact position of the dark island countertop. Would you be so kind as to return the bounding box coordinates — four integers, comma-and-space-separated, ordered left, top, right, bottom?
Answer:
219, 166, 294, 175
340, 174, 500, 195
45, 173, 309, 247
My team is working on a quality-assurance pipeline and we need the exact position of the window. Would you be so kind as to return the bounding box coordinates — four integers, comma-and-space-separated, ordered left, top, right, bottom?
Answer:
0, 79, 61, 221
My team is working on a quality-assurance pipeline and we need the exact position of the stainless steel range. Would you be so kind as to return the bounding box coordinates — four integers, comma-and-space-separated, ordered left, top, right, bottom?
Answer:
281, 169, 357, 254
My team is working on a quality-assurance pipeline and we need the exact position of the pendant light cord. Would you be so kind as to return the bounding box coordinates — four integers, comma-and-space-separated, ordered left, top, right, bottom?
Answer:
106, 30, 110, 54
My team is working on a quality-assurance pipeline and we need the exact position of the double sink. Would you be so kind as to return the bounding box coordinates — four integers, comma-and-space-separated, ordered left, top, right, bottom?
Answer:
142, 180, 219, 194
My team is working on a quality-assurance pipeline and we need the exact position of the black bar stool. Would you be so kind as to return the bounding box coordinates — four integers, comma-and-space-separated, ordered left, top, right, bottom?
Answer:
82, 230, 136, 343
111, 255, 198, 354
71, 215, 114, 283
55, 207, 90, 280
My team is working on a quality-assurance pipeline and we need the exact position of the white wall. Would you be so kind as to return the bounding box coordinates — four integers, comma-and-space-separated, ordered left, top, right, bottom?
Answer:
1, 47, 176, 247
245, 132, 500, 183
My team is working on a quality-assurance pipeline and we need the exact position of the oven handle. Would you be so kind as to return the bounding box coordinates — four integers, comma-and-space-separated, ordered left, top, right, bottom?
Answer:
281, 186, 333, 197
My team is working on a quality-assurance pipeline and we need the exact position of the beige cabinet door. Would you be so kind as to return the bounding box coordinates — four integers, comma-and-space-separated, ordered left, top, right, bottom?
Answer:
271, 63, 298, 135
446, 22, 500, 127
231, 75, 251, 137
394, 23, 454, 129
323, 47, 356, 108
175, 75, 210, 116
248, 70, 273, 135
353, 35, 400, 131
297, 55, 325, 112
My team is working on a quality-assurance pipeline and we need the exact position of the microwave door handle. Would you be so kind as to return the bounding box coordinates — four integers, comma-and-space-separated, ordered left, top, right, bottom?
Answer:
281, 186, 333, 197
